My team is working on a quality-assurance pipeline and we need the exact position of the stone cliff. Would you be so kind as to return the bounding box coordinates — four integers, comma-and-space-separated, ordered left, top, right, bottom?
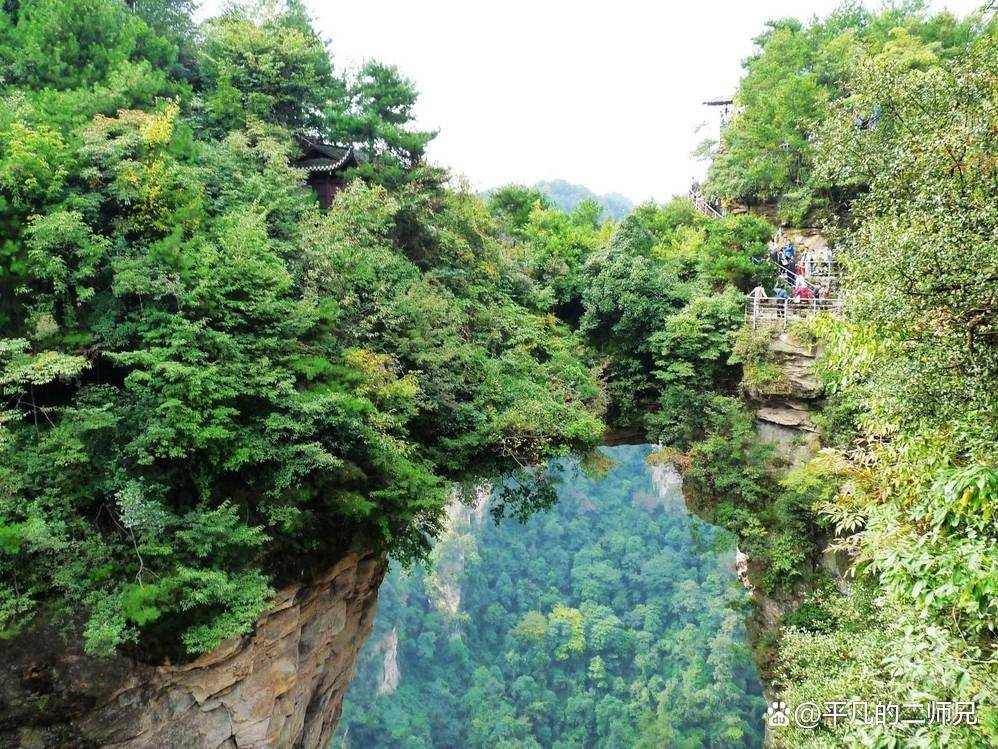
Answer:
424, 486, 488, 622
0, 550, 386, 749
373, 627, 399, 697
736, 327, 843, 709
745, 331, 823, 467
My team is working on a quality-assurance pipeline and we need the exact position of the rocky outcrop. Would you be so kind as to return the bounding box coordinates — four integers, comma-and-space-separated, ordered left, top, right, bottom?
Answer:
745, 333, 822, 403
0, 550, 386, 749
779, 227, 829, 256
424, 486, 488, 619
373, 627, 399, 696
735, 327, 831, 709
648, 461, 686, 511
747, 332, 824, 466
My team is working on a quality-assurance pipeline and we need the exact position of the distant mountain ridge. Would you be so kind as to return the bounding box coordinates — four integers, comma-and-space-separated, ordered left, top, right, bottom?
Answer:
533, 179, 634, 220
483, 180, 635, 220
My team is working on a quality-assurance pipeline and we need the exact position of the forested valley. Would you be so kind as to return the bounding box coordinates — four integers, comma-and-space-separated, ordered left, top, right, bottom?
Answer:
336, 446, 765, 749
0, 1, 994, 748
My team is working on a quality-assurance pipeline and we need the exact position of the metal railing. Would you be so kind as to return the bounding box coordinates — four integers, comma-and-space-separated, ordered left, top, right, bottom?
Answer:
767, 256, 841, 293
689, 188, 725, 219
745, 297, 844, 329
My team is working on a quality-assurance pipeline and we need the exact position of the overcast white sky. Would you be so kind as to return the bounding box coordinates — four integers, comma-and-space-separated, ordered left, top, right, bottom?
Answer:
199, 0, 983, 203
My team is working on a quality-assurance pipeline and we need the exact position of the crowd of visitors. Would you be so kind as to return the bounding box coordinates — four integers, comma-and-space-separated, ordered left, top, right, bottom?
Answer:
749, 229, 836, 304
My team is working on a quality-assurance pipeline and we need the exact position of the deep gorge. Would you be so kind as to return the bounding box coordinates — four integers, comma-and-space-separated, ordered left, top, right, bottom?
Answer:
0, 2, 993, 748
334, 444, 767, 748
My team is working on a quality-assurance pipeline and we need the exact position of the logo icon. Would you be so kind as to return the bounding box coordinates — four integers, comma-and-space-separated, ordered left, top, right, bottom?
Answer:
766, 701, 791, 727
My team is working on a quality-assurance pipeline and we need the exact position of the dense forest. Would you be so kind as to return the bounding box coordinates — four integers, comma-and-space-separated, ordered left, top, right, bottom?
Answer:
0, 0, 607, 658
346, 3, 996, 748
0, 0, 995, 748
705, 4, 998, 747
483, 181, 633, 223
336, 445, 765, 749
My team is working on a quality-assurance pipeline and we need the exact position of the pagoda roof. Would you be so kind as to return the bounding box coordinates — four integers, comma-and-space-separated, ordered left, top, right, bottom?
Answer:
296, 135, 359, 173
703, 96, 734, 106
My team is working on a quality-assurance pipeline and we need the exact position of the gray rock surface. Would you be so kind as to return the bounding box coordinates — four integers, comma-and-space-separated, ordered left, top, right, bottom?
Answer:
0, 551, 386, 749
745, 333, 823, 401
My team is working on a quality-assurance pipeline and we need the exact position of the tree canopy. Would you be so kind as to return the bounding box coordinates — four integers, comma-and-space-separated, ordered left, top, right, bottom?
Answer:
335, 446, 765, 749
0, 0, 602, 657
703, 1, 986, 223
698, 6, 997, 747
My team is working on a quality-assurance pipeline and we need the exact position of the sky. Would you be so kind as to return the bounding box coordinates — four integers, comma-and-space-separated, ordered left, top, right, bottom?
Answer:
198, 0, 983, 203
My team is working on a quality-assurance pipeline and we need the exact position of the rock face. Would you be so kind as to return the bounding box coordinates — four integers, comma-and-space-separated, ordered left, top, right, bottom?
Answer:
737, 328, 829, 708
745, 333, 823, 403
648, 461, 686, 510
373, 627, 399, 697
424, 486, 488, 620
0, 550, 386, 749
747, 332, 824, 466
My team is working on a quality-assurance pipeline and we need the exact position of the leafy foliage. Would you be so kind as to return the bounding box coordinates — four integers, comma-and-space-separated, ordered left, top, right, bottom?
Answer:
0, 0, 602, 657
704, 8, 998, 748
532, 179, 634, 221
704, 3, 985, 222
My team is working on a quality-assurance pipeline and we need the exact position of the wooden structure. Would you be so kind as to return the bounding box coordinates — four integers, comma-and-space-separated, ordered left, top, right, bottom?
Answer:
296, 136, 359, 209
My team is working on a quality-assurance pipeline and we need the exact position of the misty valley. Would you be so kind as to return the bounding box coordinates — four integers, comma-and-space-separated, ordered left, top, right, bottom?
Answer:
336, 445, 766, 749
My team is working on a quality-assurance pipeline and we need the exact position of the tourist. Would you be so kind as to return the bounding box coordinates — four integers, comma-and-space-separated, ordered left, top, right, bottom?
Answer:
748, 285, 768, 299
803, 248, 816, 276
773, 285, 789, 318
794, 284, 814, 301
819, 247, 833, 274
774, 286, 790, 318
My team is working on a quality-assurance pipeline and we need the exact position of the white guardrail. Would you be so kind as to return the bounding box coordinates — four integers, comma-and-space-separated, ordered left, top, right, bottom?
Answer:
689, 189, 725, 218
745, 297, 844, 329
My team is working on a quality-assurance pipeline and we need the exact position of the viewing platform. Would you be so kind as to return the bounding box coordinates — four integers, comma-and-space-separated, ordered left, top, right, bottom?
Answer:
745, 297, 844, 329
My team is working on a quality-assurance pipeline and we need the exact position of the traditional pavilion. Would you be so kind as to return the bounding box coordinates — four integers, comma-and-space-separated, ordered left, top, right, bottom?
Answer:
703, 96, 734, 127
296, 135, 359, 209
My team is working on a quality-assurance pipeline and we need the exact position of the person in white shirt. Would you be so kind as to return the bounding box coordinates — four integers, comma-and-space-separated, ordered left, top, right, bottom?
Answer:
819, 247, 833, 274
803, 249, 816, 276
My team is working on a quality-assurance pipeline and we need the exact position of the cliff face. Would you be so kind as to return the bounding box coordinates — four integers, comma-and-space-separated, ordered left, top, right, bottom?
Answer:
0, 550, 386, 749
373, 627, 400, 697
424, 486, 488, 621
746, 332, 823, 467
739, 330, 826, 703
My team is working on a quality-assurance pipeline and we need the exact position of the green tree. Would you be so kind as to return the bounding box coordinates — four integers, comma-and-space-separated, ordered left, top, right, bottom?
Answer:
329, 61, 436, 186
0, 0, 603, 659
198, 4, 338, 133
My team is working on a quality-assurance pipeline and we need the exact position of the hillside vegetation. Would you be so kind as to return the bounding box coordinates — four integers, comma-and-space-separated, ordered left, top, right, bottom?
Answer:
345, 4, 998, 747
0, 0, 604, 658
702, 4, 997, 746
534, 180, 634, 221
0, 2, 993, 747
337, 446, 765, 749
